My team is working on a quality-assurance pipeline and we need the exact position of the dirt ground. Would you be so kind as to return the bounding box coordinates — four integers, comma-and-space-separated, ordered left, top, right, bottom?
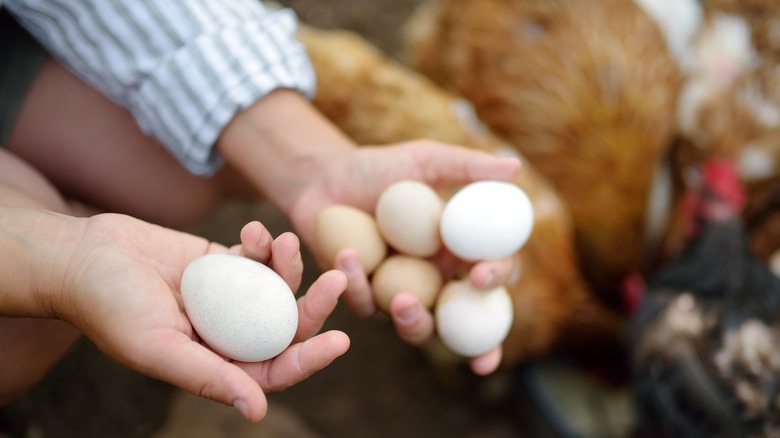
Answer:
0, 1, 634, 437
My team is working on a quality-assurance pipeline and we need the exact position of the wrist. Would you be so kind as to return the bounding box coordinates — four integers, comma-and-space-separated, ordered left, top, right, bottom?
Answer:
216, 89, 356, 216
0, 206, 82, 319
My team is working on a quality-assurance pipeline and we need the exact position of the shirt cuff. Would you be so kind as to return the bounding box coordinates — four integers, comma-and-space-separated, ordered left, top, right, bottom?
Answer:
129, 8, 316, 176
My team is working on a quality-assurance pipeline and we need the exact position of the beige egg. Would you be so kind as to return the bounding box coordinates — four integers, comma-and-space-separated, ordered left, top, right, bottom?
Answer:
371, 255, 443, 314
316, 204, 387, 274
375, 180, 444, 257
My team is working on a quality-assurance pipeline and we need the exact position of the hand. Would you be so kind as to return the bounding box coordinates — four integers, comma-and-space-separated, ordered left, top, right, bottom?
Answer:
286, 140, 521, 374
216, 91, 521, 375
13, 210, 348, 422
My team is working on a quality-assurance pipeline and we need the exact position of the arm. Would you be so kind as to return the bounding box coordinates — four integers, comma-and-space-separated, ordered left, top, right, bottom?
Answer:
0, 207, 80, 319
5, 0, 312, 176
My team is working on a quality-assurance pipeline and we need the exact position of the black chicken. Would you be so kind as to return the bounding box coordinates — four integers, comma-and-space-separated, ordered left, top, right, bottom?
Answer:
631, 158, 780, 438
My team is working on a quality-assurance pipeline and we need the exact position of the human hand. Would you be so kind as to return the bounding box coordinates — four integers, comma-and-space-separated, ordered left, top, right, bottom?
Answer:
16, 210, 348, 422
285, 140, 521, 374
216, 91, 520, 374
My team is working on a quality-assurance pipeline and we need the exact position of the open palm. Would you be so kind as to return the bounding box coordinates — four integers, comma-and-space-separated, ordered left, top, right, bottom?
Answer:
57, 213, 349, 422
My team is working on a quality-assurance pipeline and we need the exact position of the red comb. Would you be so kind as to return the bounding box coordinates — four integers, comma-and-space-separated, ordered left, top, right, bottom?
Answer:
700, 158, 746, 212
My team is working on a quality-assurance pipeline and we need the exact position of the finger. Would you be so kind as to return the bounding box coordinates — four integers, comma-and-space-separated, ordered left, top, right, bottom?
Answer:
408, 141, 521, 185
269, 232, 304, 293
469, 346, 502, 376
389, 293, 435, 346
234, 221, 273, 263
334, 249, 377, 318
242, 330, 350, 393
295, 269, 347, 341
429, 248, 469, 281
468, 255, 519, 289
130, 330, 268, 422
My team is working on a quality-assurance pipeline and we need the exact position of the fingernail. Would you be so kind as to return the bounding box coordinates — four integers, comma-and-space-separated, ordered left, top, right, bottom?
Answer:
259, 228, 271, 247
508, 259, 522, 285
397, 304, 418, 324
340, 255, 359, 274
471, 356, 492, 376
233, 399, 250, 419
482, 272, 496, 288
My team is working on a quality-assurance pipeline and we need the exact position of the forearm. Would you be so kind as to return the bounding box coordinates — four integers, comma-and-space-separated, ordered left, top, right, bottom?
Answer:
0, 206, 80, 318
8, 0, 314, 177
216, 89, 357, 216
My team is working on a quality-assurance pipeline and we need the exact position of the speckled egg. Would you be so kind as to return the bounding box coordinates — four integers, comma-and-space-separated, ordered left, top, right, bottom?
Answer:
181, 254, 298, 362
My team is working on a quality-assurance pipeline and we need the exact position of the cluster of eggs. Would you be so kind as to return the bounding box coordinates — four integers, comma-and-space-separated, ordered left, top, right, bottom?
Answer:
177, 179, 534, 363
317, 180, 535, 357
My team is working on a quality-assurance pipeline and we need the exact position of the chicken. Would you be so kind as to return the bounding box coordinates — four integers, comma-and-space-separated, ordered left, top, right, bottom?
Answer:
671, 1, 780, 258
673, 7, 762, 164
402, 0, 685, 297
296, 24, 499, 151
631, 158, 780, 437
703, 0, 780, 57
295, 24, 625, 366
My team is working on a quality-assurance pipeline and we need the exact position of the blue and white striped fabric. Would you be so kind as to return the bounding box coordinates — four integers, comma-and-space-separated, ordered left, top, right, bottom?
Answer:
5, 0, 316, 175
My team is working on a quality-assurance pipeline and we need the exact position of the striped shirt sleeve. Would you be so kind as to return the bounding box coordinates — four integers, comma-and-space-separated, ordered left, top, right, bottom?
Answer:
5, 0, 316, 176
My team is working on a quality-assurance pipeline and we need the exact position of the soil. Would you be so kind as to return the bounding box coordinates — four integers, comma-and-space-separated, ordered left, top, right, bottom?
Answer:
0, 2, 632, 437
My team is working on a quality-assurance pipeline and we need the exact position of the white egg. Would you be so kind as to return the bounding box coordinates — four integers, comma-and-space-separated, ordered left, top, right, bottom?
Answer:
440, 180, 534, 261
181, 254, 298, 362
375, 180, 444, 257
435, 280, 513, 357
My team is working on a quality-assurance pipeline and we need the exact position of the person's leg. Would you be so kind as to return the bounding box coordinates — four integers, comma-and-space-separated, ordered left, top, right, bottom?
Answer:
6, 58, 240, 229
0, 149, 82, 407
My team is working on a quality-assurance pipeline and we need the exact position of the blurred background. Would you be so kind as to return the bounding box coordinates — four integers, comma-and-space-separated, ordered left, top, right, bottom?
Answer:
4, 0, 780, 436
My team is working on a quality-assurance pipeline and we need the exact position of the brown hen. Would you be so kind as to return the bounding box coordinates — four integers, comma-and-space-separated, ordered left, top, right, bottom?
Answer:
296, 24, 624, 366
402, 0, 684, 298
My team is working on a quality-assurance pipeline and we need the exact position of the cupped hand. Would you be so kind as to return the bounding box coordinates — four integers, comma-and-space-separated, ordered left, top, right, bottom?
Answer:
56, 214, 349, 422
286, 140, 521, 374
